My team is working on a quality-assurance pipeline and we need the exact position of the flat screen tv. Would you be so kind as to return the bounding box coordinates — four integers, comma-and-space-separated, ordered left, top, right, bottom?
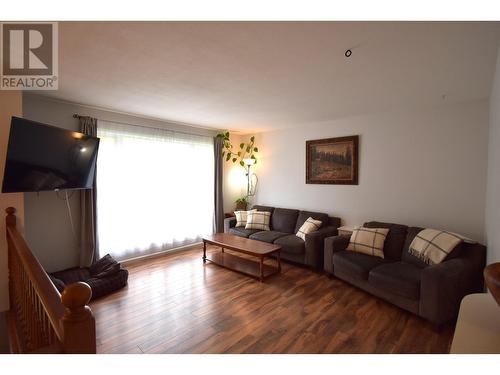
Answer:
2, 117, 100, 193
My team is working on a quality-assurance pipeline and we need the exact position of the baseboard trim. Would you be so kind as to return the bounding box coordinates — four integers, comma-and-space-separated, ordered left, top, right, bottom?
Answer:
120, 242, 202, 266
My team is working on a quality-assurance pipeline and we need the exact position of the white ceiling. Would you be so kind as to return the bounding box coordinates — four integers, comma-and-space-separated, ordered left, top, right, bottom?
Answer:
40, 21, 500, 133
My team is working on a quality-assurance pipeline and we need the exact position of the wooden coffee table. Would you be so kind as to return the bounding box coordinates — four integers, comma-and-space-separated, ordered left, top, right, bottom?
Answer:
202, 233, 281, 282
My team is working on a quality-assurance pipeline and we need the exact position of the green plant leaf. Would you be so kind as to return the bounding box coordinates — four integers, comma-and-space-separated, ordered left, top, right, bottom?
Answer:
222, 151, 225, 157
232, 158, 237, 162
251, 154, 256, 159
225, 131, 229, 138
246, 146, 251, 152
250, 136, 255, 142
237, 151, 241, 156
253, 147, 258, 152
240, 143, 244, 149
240, 160, 245, 167
226, 153, 231, 161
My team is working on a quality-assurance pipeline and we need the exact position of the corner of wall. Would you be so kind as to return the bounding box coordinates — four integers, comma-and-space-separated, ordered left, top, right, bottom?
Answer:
485, 44, 500, 265
222, 133, 246, 213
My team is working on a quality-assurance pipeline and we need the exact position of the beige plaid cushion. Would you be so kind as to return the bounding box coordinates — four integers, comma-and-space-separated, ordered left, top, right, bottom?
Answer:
296, 217, 322, 241
408, 229, 464, 265
347, 227, 389, 259
234, 209, 256, 228
245, 211, 271, 231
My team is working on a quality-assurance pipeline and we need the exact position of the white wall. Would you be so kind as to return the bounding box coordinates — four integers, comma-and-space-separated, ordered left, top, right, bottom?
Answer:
22, 94, 88, 272
485, 46, 500, 264
23, 93, 217, 272
255, 100, 489, 242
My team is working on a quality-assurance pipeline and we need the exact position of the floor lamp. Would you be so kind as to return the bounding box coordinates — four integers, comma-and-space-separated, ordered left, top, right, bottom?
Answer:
243, 158, 258, 197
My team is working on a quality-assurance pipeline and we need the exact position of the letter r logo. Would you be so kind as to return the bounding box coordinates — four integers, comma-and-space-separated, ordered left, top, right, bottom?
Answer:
1, 22, 58, 90
2, 23, 54, 75
9, 29, 48, 70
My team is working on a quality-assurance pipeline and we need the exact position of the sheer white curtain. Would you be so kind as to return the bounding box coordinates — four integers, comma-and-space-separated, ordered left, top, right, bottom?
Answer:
96, 121, 214, 260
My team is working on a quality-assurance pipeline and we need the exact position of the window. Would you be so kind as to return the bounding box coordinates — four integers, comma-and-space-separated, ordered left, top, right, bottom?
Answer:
96, 121, 214, 260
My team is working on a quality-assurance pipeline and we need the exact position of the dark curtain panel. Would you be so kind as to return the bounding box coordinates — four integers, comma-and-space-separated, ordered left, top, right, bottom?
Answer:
79, 116, 99, 266
214, 136, 224, 233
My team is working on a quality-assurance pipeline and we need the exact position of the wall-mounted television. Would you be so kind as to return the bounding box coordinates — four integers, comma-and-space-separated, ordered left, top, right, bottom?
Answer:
2, 117, 100, 193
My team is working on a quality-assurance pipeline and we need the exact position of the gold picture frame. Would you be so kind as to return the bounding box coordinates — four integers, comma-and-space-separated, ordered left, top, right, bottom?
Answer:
306, 135, 359, 185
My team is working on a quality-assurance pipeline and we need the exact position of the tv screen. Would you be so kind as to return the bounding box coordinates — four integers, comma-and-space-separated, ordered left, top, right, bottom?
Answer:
2, 117, 100, 193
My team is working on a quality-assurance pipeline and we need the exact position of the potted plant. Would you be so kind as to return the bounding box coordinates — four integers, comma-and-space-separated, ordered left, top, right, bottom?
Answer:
235, 197, 249, 211
217, 132, 259, 168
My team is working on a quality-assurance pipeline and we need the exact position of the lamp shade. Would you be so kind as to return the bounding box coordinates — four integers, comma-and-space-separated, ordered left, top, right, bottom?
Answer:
243, 158, 256, 166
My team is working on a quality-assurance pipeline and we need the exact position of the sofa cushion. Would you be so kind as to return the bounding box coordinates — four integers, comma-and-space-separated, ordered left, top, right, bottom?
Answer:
363, 221, 408, 261
245, 211, 271, 231
249, 230, 289, 243
402, 227, 463, 268
346, 227, 389, 258
272, 208, 299, 233
408, 229, 464, 265
229, 227, 262, 238
401, 227, 428, 267
234, 209, 256, 228
332, 251, 387, 280
252, 205, 274, 229
368, 262, 422, 300
251, 205, 274, 213
295, 210, 329, 233
274, 234, 305, 255
296, 217, 322, 241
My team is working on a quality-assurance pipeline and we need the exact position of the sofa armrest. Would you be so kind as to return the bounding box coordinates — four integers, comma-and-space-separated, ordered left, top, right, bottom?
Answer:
420, 258, 478, 325
323, 235, 350, 274
304, 226, 338, 270
224, 217, 237, 233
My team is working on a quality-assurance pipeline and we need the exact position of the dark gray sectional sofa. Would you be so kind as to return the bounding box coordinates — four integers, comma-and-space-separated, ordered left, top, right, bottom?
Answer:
324, 221, 486, 325
224, 205, 341, 270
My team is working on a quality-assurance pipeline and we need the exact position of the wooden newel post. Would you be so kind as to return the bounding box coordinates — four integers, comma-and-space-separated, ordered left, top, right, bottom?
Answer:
6, 207, 16, 227
61, 282, 96, 353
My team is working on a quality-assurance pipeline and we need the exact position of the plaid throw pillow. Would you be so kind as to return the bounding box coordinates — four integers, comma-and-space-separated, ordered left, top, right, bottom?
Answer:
408, 229, 464, 265
296, 217, 322, 241
347, 227, 389, 258
234, 209, 256, 228
245, 211, 271, 231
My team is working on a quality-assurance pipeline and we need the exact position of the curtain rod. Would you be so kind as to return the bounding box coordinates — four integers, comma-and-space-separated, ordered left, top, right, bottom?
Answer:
72, 113, 216, 138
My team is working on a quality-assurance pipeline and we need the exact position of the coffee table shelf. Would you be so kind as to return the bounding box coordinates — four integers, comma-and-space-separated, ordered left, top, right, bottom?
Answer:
205, 252, 279, 280
203, 233, 281, 282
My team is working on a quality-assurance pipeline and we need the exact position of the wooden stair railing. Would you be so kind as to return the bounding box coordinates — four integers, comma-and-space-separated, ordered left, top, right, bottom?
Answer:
5, 207, 96, 353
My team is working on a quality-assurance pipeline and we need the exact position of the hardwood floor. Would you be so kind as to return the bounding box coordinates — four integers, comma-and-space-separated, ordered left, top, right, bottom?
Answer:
91, 245, 454, 354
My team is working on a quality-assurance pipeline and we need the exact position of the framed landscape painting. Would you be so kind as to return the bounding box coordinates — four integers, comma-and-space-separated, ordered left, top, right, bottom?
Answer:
306, 135, 359, 185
